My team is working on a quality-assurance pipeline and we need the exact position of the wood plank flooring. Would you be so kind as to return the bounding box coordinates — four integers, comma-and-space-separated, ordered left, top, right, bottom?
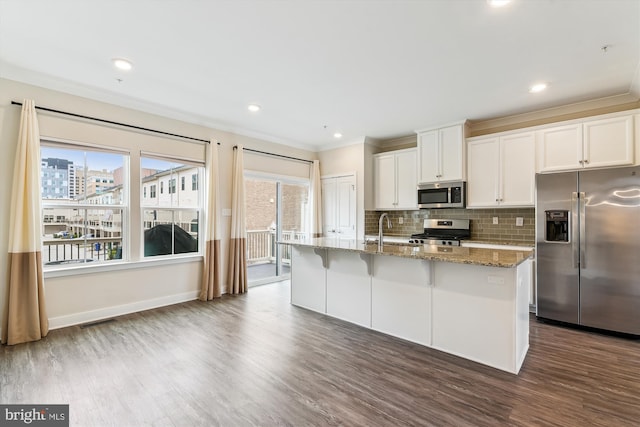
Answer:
1, 281, 639, 426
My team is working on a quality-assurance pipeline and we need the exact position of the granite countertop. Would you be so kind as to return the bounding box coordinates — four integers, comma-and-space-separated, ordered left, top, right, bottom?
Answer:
281, 238, 533, 268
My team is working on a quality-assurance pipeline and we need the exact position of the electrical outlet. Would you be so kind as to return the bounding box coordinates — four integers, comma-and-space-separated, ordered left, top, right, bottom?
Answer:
398, 217, 404, 225
492, 216, 499, 225
516, 217, 524, 227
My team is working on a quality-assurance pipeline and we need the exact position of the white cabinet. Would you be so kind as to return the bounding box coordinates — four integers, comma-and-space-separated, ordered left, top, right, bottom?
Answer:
373, 148, 417, 210
416, 123, 465, 183
467, 132, 535, 207
322, 174, 356, 238
538, 115, 634, 172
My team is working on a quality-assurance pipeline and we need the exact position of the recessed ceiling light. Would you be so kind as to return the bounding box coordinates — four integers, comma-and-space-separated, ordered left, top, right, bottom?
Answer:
487, 0, 511, 7
333, 132, 343, 139
112, 58, 133, 71
247, 104, 261, 112
529, 83, 548, 93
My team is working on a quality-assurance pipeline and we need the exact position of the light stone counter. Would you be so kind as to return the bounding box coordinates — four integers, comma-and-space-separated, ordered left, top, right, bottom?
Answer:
282, 237, 533, 268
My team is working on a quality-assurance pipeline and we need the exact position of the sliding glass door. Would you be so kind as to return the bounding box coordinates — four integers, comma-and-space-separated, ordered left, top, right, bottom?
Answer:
245, 173, 309, 286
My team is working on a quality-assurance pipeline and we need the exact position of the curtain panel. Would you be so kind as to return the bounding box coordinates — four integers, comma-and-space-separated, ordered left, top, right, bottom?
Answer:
310, 160, 323, 238
199, 141, 222, 300
2, 100, 49, 345
228, 145, 247, 294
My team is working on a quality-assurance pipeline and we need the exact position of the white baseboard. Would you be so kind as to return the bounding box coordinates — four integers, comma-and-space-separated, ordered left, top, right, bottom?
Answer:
48, 291, 199, 330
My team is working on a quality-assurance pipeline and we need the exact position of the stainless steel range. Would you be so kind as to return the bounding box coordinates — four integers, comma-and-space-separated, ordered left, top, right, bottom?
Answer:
409, 219, 470, 246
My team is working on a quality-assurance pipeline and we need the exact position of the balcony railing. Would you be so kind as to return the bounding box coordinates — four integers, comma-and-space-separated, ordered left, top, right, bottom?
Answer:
246, 229, 306, 265
42, 237, 122, 265
42, 229, 305, 266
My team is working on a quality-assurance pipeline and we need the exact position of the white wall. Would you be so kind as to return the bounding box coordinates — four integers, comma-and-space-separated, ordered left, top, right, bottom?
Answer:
318, 139, 366, 239
0, 78, 316, 331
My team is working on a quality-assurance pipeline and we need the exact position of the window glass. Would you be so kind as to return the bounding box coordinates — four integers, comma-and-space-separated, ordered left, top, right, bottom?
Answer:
140, 156, 202, 257
40, 144, 127, 267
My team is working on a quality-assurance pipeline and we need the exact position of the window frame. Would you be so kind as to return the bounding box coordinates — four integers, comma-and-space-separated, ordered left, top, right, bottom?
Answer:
140, 153, 204, 259
40, 139, 130, 270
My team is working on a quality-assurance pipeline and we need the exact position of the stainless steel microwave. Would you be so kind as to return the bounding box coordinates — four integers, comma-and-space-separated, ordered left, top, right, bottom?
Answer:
417, 181, 466, 209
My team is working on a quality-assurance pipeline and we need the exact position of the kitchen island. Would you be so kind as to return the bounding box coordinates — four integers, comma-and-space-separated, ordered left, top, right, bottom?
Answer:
282, 238, 533, 374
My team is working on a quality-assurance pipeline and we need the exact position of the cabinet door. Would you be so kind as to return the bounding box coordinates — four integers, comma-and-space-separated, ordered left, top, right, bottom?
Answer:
583, 115, 634, 169
417, 130, 439, 183
321, 178, 337, 236
336, 175, 356, 237
439, 125, 464, 181
467, 137, 499, 207
537, 124, 583, 172
500, 132, 535, 206
374, 153, 397, 209
395, 149, 417, 209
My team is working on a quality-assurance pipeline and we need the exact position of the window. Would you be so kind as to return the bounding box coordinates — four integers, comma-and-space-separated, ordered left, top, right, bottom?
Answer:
40, 144, 127, 267
143, 186, 147, 198
150, 185, 156, 198
181, 176, 185, 191
141, 156, 203, 257
192, 174, 198, 190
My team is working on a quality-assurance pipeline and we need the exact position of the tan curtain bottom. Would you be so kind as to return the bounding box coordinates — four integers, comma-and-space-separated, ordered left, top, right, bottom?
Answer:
228, 238, 247, 295
2, 252, 48, 345
199, 239, 222, 301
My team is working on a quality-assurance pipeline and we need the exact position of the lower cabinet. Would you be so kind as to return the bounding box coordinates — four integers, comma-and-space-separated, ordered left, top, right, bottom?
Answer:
371, 256, 432, 346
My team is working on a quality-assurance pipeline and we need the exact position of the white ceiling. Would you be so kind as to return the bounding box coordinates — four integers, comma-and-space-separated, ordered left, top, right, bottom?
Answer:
1, 0, 639, 151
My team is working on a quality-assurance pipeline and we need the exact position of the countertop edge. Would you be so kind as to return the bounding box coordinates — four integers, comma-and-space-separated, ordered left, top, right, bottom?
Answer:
280, 240, 533, 268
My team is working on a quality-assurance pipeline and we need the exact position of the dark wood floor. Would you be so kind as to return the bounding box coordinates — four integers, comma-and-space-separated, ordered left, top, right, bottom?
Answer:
1, 281, 639, 427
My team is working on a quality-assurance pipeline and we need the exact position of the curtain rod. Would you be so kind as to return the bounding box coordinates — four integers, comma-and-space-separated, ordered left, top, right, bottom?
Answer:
233, 145, 313, 164
11, 100, 219, 145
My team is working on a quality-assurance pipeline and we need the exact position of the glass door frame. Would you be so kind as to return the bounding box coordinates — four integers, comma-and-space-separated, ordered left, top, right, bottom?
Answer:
244, 171, 310, 287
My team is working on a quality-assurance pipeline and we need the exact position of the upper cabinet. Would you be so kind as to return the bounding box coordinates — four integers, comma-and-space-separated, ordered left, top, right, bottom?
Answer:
467, 131, 536, 208
373, 148, 417, 210
416, 123, 466, 184
538, 114, 634, 172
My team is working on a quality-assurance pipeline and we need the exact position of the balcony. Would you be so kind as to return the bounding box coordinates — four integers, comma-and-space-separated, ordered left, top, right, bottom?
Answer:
42, 229, 305, 271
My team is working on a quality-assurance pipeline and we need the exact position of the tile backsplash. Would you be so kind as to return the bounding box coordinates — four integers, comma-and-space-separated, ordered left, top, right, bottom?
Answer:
365, 208, 535, 244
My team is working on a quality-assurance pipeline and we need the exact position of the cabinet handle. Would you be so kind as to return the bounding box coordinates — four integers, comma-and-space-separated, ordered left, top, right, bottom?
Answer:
579, 160, 584, 165
584, 159, 589, 164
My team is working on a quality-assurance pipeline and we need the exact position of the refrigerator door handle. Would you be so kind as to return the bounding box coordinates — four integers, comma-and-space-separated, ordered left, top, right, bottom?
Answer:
572, 192, 579, 268
579, 192, 586, 269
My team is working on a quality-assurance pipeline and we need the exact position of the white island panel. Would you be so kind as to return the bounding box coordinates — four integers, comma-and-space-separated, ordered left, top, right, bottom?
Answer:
290, 246, 327, 314
371, 256, 432, 346
432, 260, 530, 373
326, 251, 372, 327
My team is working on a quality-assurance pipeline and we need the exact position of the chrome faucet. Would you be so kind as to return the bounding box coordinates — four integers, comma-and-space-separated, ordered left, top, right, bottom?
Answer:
378, 213, 392, 248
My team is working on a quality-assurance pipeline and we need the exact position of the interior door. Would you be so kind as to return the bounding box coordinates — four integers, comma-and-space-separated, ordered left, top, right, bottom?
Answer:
322, 178, 337, 236
336, 175, 356, 238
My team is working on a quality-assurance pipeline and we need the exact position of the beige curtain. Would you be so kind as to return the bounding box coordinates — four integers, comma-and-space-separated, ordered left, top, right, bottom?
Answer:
199, 140, 222, 300
310, 160, 323, 238
2, 100, 48, 345
228, 145, 247, 294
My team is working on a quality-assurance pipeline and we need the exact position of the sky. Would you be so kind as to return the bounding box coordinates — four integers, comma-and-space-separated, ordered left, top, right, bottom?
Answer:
41, 146, 176, 172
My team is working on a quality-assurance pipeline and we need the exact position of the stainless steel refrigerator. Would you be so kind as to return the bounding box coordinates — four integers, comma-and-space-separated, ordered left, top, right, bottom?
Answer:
536, 166, 640, 335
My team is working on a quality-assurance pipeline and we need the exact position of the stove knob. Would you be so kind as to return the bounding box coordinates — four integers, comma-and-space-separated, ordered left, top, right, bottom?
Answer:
420, 239, 425, 244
